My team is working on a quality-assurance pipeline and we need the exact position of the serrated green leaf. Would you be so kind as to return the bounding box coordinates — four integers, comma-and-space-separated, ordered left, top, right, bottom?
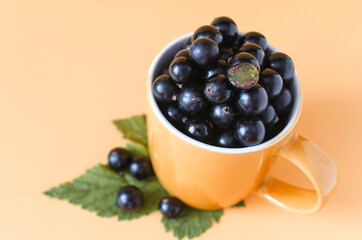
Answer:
113, 115, 148, 146
44, 164, 167, 220
162, 206, 223, 240
232, 200, 245, 208
126, 143, 150, 158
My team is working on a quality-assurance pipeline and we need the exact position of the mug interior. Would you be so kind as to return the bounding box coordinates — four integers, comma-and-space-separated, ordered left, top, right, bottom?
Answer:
148, 33, 302, 154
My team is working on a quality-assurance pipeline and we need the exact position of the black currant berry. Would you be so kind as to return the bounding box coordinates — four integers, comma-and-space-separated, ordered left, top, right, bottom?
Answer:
211, 16, 238, 46
219, 47, 235, 61
192, 25, 223, 45
159, 197, 183, 218
239, 43, 265, 66
209, 104, 237, 129
259, 68, 283, 98
184, 117, 212, 142
240, 32, 268, 51
203, 74, 233, 104
129, 156, 153, 180
267, 52, 295, 82
169, 56, 195, 84
174, 49, 189, 59
116, 185, 143, 212
178, 84, 208, 115
215, 130, 240, 148
108, 148, 132, 172
273, 88, 292, 114
227, 52, 260, 89
152, 75, 178, 104
183, 37, 192, 50
258, 105, 279, 126
234, 117, 265, 146
203, 59, 228, 80
236, 84, 268, 115
190, 38, 219, 68
165, 104, 188, 124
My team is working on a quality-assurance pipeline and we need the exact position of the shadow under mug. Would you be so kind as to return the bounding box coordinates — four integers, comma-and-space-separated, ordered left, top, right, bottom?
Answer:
146, 33, 337, 214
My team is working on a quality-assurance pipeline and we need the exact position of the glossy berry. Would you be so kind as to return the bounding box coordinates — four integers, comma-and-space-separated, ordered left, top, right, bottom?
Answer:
161, 68, 169, 75
236, 84, 268, 115
264, 46, 276, 58
273, 88, 292, 114
192, 25, 223, 45
152, 75, 178, 103
234, 117, 266, 146
239, 43, 265, 66
165, 104, 187, 124
209, 104, 237, 129
211, 16, 238, 46
227, 52, 260, 89
169, 56, 195, 84
184, 117, 212, 141
190, 38, 219, 68
203, 59, 228, 79
108, 148, 131, 171
259, 68, 283, 98
215, 130, 240, 148
183, 37, 192, 50
203, 74, 233, 104
159, 197, 183, 218
219, 47, 235, 61
178, 84, 208, 115
116, 186, 143, 212
129, 156, 153, 180
174, 49, 189, 59
258, 105, 278, 126
267, 52, 295, 82
240, 32, 268, 51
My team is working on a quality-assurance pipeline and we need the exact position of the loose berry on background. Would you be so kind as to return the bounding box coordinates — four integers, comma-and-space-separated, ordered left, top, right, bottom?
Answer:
267, 52, 295, 82
203, 74, 233, 104
152, 75, 178, 104
190, 38, 219, 68
236, 83, 268, 115
239, 32, 268, 51
159, 197, 183, 218
211, 16, 238, 46
259, 68, 283, 98
129, 156, 153, 180
234, 117, 266, 146
116, 186, 144, 212
108, 148, 131, 171
239, 43, 265, 66
192, 25, 223, 45
169, 56, 195, 84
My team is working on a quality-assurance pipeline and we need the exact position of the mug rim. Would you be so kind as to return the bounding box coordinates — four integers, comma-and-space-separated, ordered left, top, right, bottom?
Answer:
147, 33, 303, 154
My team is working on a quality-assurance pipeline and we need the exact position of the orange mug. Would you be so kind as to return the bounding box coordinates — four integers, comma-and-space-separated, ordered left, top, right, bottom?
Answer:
146, 33, 337, 214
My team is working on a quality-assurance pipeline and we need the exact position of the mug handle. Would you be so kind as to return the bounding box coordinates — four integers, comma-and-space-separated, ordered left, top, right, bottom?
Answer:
257, 131, 338, 214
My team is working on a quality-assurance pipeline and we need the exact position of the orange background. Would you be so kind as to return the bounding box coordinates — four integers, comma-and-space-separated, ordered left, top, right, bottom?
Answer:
1, 0, 362, 239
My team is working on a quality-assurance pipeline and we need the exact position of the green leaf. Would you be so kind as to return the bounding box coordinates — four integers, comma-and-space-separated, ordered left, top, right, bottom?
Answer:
113, 115, 148, 146
126, 143, 150, 158
162, 206, 223, 240
232, 200, 245, 208
44, 164, 167, 220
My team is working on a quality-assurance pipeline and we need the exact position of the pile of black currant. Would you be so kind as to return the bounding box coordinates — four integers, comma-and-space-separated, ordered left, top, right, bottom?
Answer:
108, 148, 183, 218
152, 16, 295, 147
